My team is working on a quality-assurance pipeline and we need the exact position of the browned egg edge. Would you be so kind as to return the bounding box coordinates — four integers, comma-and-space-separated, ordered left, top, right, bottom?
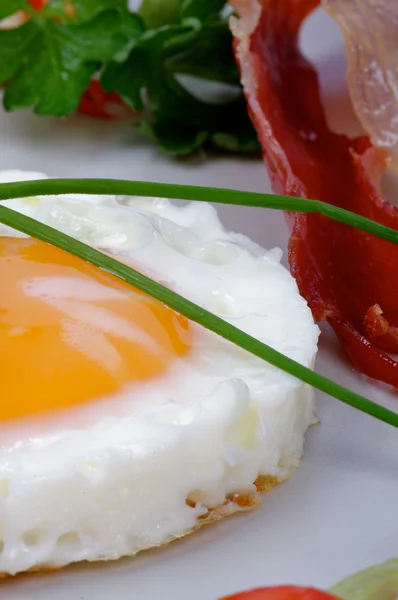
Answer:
0, 474, 281, 580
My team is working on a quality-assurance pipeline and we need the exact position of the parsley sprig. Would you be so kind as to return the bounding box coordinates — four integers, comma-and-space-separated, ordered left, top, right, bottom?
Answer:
0, 0, 258, 154
0, 2, 143, 116
0, 178, 398, 429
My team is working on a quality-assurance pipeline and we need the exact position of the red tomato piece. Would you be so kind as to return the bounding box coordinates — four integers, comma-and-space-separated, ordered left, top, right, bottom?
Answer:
78, 81, 131, 120
222, 586, 339, 600
28, 0, 45, 10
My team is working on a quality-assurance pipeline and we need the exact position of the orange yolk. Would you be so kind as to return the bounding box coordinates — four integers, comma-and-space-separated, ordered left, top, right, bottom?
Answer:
0, 237, 191, 421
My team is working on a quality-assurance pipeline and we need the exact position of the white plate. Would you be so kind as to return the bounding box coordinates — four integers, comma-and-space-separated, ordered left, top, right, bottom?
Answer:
1, 7, 398, 600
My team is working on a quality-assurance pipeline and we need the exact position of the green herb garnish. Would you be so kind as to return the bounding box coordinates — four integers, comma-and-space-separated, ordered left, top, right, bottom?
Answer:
0, 178, 398, 429
0, 3, 143, 116
0, 179, 397, 244
0, 0, 257, 155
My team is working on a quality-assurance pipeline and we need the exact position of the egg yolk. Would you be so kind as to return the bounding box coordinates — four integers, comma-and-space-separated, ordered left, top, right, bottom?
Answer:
0, 237, 191, 421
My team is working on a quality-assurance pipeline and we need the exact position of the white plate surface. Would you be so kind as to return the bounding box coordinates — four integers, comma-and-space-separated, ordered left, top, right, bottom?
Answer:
1, 8, 398, 600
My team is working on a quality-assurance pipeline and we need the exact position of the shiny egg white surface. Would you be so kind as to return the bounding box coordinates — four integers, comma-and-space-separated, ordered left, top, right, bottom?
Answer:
0, 170, 318, 576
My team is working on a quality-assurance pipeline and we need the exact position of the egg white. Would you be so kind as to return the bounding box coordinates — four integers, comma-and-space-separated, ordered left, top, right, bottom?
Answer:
0, 170, 319, 575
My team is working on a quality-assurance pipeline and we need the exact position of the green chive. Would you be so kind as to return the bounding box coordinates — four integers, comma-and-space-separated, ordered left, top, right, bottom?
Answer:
1, 204, 397, 430
0, 179, 397, 244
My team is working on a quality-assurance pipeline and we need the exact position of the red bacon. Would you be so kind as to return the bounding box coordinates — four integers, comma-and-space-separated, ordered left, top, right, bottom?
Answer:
231, 0, 398, 387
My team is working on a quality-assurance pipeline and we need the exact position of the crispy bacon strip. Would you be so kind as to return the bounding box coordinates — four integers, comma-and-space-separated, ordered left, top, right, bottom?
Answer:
230, 0, 398, 387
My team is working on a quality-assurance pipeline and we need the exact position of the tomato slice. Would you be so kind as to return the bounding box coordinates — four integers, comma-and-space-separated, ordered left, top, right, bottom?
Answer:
28, 0, 45, 10
222, 586, 339, 600
78, 81, 131, 120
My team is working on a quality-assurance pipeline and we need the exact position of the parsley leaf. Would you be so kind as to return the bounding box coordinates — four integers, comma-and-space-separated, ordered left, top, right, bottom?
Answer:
138, 0, 226, 27
42, 0, 127, 23
168, 20, 240, 85
102, 7, 258, 155
139, 0, 181, 28
181, 0, 226, 21
0, 8, 144, 115
102, 25, 212, 154
0, 22, 36, 85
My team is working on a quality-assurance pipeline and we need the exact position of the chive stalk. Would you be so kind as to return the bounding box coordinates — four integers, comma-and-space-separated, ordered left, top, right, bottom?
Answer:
0, 179, 397, 244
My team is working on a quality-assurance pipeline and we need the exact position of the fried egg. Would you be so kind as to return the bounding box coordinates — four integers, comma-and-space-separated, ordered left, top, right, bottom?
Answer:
0, 170, 319, 576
